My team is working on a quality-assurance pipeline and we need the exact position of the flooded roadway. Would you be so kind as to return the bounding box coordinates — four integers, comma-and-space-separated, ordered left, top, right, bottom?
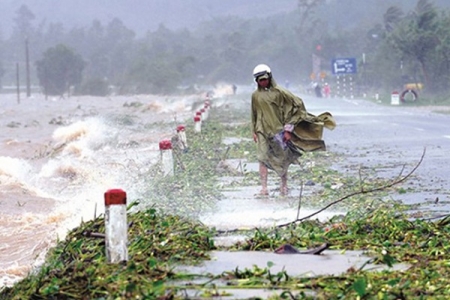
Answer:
1, 86, 449, 293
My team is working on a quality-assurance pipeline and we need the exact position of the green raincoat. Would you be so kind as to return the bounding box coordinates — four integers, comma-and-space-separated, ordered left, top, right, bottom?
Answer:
251, 77, 336, 176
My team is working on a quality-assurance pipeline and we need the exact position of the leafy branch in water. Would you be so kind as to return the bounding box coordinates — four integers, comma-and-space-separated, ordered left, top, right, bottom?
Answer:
276, 147, 426, 228
5, 102, 450, 299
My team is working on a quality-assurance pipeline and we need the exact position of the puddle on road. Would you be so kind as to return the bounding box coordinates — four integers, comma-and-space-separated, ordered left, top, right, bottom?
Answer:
174, 250, 409, 299
200, 185, 343, 230
202, 160, 343, 231
178, 250, 409, 277
191, 153, 391, 298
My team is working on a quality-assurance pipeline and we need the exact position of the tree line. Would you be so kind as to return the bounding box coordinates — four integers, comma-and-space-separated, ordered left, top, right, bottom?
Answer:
1, 0, 450, 100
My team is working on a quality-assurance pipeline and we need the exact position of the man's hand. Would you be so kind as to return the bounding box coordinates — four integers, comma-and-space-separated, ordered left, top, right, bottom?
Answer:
253, 133, 258, 142
283, 124, 294, 142
283, 131, 292, 142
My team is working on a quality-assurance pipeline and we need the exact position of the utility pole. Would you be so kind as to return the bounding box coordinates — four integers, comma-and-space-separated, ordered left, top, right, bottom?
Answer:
25, 37, 31, 97
16, 62, 20, 104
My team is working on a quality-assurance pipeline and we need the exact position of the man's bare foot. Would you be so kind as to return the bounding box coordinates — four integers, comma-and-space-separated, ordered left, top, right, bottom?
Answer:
280, 186, 289, 196
255, 189, 269, 197
260, 188, 269, 195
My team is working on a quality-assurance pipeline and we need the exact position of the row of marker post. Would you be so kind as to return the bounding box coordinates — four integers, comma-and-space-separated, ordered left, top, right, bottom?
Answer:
104, 97, 212, 263
159, 98, 210, 177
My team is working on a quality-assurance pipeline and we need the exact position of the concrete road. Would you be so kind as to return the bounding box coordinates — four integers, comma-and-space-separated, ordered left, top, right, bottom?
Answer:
301, 94, 450, 213
210, 88, 450, 226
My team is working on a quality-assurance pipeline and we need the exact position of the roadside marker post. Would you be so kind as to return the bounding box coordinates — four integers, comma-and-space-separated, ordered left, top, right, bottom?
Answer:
104, 189, 128, 263
194, 115, 202, 133
159, 139, 174, 176
195, 110, 202, 121
176, 125, 188, 152
204, 101, 210, 119
200, 108, 207, 121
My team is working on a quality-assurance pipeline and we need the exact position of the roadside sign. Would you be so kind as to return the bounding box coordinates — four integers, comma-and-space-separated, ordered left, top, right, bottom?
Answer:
391, 91, 400, 105
331, 57, 357, 75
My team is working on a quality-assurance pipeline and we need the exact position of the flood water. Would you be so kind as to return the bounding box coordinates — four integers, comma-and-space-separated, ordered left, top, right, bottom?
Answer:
0, 85, 379, 290
0, 88, 236, 287
178, 249, 408, 277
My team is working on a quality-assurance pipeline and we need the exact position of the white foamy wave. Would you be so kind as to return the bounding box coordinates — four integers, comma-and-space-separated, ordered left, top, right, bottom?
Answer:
211, 83, 235, 98
38, 158, 79, 179
143, 96, 196, 115
0, 156, 55, 200
0, 94, 200, 289
52, 118, 116, 157
0, 156, 33, 181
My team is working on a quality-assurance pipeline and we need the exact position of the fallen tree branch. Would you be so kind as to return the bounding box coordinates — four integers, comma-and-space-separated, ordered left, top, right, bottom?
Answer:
83, 231, 106, 239
275, 147, 426, 228
215, 148, 426, 235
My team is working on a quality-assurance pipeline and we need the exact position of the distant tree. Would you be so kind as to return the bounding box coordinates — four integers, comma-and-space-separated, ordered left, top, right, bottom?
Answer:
12, 4, 35, 39
383, 6, 404, 32
42, 22, 66, 48
84, 20, 107, 79
296, 0, 325, 37
386, 0, 439, 90
103, 18, 136, 84
127, 50, 182, 94
123, 25, 197, 94
35, 44, 85, 96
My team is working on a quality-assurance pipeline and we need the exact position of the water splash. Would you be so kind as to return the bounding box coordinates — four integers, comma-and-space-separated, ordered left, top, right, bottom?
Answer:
0, 94, 200, 288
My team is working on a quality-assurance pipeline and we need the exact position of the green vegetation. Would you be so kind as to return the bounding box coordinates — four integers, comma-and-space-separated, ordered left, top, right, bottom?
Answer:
2, 108, 450, 299
0, 208, 215, 299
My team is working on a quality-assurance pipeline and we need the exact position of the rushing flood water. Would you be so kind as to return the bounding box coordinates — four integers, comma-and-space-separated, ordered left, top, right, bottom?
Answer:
0, 90, 227, 287
0, 85, 342, 289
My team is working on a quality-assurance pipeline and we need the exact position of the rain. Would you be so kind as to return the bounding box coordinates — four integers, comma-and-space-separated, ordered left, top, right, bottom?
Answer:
1, 0, 450, 298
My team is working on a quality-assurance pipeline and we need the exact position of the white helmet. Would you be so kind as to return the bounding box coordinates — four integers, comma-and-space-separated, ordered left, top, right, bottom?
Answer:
253, 64, 271, 79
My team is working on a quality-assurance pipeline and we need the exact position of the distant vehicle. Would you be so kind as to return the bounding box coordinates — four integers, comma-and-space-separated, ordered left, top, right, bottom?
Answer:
401, 83, 423, 103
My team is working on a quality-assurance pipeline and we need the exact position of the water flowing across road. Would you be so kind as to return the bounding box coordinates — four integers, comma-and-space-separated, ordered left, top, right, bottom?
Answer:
0, 92, 209, 287
2, 87, 450, 289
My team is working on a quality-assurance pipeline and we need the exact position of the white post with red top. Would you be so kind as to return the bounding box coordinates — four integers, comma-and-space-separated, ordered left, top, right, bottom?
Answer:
195, 110, 202, 121
194, 115, 202, 133
391, 91, 400, 105
159, 139, 174, 176
200, 107, 208, 121
203, 100, 210, 120
104, 189, 128, 263
176, 124, 188, 151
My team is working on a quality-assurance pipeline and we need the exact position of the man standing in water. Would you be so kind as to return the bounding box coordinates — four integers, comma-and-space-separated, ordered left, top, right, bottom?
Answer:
251, 64, 336, 196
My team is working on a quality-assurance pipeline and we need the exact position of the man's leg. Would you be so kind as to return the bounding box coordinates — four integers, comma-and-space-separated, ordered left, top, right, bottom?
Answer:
280, 172, 288, 196
259, 162, 268, 195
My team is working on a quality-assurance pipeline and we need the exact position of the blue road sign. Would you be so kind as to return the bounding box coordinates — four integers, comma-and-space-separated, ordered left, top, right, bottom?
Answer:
331, 57, 357, 75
